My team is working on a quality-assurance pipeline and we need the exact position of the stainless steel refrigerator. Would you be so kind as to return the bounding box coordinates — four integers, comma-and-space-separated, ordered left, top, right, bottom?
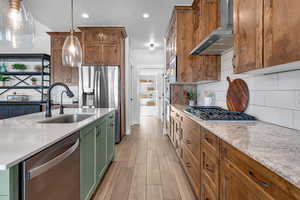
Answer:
79, 66, 121, 143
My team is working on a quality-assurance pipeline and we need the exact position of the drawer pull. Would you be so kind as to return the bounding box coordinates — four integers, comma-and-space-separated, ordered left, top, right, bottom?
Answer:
185, 139, 192, 144
205, 163, 214, 173
185, 162, 192, 168
205, 136, 213, 145
248, 171, 270, 188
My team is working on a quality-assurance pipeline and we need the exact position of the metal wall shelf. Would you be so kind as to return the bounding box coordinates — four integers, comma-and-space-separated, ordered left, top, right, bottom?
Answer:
0, 72, 50, 76
0, 54, 51, 102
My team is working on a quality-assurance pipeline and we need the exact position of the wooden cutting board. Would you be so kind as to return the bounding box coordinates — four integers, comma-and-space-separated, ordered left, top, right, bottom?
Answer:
226, 77, 249, 112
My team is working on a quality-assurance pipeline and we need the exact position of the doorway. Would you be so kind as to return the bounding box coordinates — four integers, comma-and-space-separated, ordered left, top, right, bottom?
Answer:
138, 67, 163, 119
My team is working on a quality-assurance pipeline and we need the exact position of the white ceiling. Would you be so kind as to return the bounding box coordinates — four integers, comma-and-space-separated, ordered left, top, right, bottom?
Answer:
27, 0, 193, 49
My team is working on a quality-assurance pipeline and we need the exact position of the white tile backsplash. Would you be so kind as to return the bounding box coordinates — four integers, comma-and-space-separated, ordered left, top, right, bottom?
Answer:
197, 50, 300, 130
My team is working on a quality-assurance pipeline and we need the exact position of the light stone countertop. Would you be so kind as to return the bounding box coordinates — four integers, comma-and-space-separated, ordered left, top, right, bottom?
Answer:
172, 104, 300, 189
0, 108, 115, 170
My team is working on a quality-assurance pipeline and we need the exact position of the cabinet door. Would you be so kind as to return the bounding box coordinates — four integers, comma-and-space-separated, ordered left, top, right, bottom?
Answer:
234, 0, 263, 73
101, 43, 120, 66
95, 120, 107, 179
83, 42, 102, 66
52, 48, 72, 84
220, 161, 273, 200
203, 0, 219, 36
263, 0, 300, 67
0, 106, 9, 119
102, 31, 119, 43
80, 126, 96, 200
50, 34, 80, 85
107, 115, 115, 161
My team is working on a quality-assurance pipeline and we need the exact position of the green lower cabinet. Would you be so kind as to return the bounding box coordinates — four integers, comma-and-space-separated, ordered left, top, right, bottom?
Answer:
80, 125, 96, 200
80, 111, 116, 200
95, 119, 107, 180
0, 165, 19, 200
107, 115, 115, 161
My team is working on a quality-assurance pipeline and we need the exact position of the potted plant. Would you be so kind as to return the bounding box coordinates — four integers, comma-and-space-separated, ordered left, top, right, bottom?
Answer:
34, 65, 43, 72
31, 77, 38, 86
12, 63, 27, 71
0, 75, 12, 86
187, 88, 196, 106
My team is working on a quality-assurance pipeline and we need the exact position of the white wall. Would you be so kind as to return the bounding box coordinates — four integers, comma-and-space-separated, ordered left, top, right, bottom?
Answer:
197, 51, 300, 130
133, 49, 164, 66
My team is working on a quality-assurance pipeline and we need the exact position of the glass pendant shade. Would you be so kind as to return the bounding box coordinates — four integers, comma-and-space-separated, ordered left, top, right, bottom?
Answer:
0, 0, 35, 48
62, 33, 82, 67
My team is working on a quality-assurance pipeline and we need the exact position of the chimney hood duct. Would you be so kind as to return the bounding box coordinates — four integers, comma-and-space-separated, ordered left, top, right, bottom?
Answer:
190, 0, 233, 56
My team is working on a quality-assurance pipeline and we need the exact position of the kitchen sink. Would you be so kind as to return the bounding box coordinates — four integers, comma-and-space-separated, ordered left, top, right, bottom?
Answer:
39, 114, 94, 124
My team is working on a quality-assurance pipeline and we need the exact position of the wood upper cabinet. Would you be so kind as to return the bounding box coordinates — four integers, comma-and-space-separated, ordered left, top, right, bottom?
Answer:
78, 27, 126, 66
47, 32, 80, 85
263, 0, 300, 68
102, 43, 120, 66
191, 0, 220, 82
234, 0, 300, 74
233, 0, 263, 74
166, 7, 194, 83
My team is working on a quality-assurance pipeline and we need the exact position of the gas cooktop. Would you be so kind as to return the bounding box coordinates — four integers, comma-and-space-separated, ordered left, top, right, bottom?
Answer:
185, 106, 257, 121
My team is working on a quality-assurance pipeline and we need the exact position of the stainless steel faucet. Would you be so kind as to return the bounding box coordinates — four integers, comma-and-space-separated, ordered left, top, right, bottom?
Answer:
46, 83, 74, 118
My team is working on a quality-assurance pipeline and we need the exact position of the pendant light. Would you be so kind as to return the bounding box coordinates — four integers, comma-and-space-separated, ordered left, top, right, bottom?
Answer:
0, 0, 35, 48
62, 0, 82, 67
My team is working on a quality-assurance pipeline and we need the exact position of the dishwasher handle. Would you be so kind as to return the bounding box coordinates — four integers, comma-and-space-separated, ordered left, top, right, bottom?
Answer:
27, 139, 80, 180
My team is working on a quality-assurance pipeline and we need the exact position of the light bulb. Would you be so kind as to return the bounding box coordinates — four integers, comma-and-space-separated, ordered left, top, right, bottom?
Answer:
69, 43, 76, 55
7, 7, 22, 30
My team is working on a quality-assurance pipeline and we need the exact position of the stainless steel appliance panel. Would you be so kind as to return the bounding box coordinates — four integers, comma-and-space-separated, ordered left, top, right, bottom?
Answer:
80, 66, 121, 143
22, 133, 80, 200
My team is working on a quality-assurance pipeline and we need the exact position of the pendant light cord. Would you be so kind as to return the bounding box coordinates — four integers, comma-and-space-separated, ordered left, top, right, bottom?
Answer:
71, 0, 74, 34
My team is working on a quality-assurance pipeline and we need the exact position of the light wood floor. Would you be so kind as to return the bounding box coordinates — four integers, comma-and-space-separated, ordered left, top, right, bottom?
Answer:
93, 116, 196, 200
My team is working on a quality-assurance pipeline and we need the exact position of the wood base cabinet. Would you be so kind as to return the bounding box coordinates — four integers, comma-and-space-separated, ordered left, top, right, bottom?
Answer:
169, 105, 300, 200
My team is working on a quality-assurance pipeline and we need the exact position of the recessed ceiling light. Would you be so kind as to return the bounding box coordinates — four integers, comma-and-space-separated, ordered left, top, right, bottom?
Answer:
81, 13, 89, 19
149, 43, 155, 51
142, 13, 150, 19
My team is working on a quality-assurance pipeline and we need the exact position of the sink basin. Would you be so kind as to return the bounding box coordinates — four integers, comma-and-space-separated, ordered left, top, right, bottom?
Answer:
39, 114, 94, 124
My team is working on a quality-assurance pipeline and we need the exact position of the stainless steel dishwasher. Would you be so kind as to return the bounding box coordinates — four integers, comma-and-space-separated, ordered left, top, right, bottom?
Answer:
21, 132, 80, 200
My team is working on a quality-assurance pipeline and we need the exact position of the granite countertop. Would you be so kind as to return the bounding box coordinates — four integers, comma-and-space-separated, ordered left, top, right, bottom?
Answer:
0, 108, 115, 170
172, 104, 300, 189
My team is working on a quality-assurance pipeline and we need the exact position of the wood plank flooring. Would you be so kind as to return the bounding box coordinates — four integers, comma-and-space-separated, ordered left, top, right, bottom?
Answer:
93, 117, 196, 200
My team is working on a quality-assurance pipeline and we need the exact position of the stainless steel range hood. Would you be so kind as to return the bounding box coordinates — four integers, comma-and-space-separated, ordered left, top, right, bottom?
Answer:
190, 0, 233, 56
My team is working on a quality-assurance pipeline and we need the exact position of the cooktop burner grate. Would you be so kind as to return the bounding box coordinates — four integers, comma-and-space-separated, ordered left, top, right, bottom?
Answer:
185, 106, 257, 121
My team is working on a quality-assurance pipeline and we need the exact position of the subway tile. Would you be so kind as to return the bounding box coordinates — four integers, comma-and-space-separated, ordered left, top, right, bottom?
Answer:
249, 91, 266, 106
265, 91, 295, 109
247, 74, 278, 91
295, 91, 300, 109
251, 106, 293, 128
293, 110, 300, 130
278, 70, 300, 90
